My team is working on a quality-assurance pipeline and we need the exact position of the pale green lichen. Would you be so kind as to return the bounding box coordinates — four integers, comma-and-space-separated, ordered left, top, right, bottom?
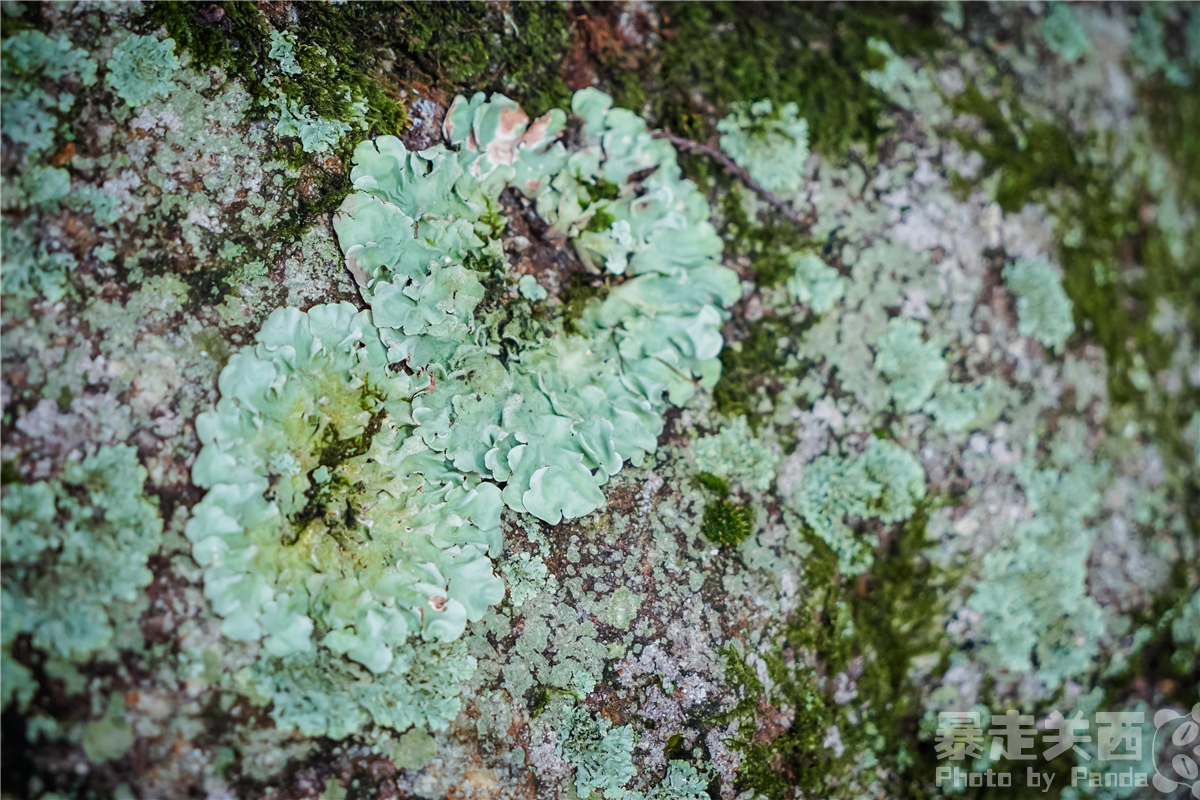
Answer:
105, 33, 179, 108
1042, 3, 1091, 63
717, 99, 810, 194
785, 251, 844, 313
189, 89, 737, 738
0, 28, 97, 157
694, 415, 779, 491
874, 318, 946, 412
1130, 8, 1191, 87
1003, 257, 1076, 352
267, 30, 302, 76
968, 458, 1108, 688
1, 445, 163, 710
556, 705, 637, 798
518, 273, 548, 301
789, 437, 925, 575
626, 761, 712, 800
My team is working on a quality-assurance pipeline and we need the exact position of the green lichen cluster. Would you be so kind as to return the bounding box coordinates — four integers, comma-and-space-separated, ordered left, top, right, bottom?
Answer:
2, 445, 162, 710
188, 88, 738, 738
789, 437, 926, 575
105, 33, 178, 108
556, 706, 637, 798
717, 99, 810, 194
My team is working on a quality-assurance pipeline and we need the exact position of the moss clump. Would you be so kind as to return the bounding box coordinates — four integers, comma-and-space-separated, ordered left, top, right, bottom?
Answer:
702, 500, 752, 546
713, 316, 812, 424
623, 2, 943, 153
695, 472, 730, 496
717, 507, 948, 799
385, 2, 572, 116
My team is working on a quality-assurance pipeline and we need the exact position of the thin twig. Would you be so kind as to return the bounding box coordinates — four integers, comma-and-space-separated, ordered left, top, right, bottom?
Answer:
653, 129, 808, 228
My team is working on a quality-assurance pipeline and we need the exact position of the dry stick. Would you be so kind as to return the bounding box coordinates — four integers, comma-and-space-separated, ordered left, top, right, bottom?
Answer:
653, 129, 807, 228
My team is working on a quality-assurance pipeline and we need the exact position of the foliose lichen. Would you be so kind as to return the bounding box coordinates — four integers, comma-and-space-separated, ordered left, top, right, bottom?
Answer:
556, 705, 637, 798
187, 88, 738, 738
1003, 256, 1076, 352
105, 33, 179, 108
2, 445, 163, 710
717, 99, 810, 194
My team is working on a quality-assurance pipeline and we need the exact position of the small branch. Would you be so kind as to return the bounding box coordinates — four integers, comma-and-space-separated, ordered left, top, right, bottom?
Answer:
653, 129, 807, 228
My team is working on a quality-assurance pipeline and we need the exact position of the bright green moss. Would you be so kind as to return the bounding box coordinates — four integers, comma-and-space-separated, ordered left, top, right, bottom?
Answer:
695, 472, 730, 496
702, 500, 753, 547
718, 506, 945, 799
1, 445, 163, 710
624, 2, 943, 152
106, 33, 179, 107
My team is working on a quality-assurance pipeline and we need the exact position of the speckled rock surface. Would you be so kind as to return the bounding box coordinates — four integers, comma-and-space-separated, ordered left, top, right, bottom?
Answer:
2, 3, 1197, 800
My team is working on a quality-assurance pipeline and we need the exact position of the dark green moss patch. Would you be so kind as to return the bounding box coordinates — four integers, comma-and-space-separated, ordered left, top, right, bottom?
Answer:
717, 506, 951, 799
695, 472, 731, 496
947, 80, 1199, 459
621, 2, 944, 154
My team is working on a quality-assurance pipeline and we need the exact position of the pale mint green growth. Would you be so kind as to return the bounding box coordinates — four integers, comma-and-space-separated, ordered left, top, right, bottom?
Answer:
391, 727, 438, 770
924, 377, 1008, 433
863, 38, 935, 111
786, 252, 844, 313
716, 99, 810, 194
1004, 257, 1075, 352
606, 587, 642, 631
874, 318, 946, 412
694, 415, 779, 491
1130, 9, 1191, 87
188, 303, 504, 657
190, 90, 737, 737
790, 438, 925, 575
0, 29, 97, 157
941, 2, 963, 30
1042, 3, 1090, 62
273, 97, 353, 153
1170, 590, 1200, 674
1189, 9, 1200, 67
105, 34, 178, 107
969, 460, 1107, 688
1, 445, 162, 710
236, 639, 477, 738
626, 761, 712, 800
518, 273, 548, 301
557, 706, 637, 798
501, 552, 555, 608
1, 218, 76, 302
82, 695, 135, 763
267, 30, 302, 75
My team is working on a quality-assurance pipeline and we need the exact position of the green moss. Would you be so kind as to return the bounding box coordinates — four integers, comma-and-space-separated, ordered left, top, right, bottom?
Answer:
623, 2, 943, 153
385, 2, 572, 116
694, 472, 730, 496
702, 500, 752, 547
947, 81, 1200, 447
717, 506, 949, 799
713, 316, 812, 424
